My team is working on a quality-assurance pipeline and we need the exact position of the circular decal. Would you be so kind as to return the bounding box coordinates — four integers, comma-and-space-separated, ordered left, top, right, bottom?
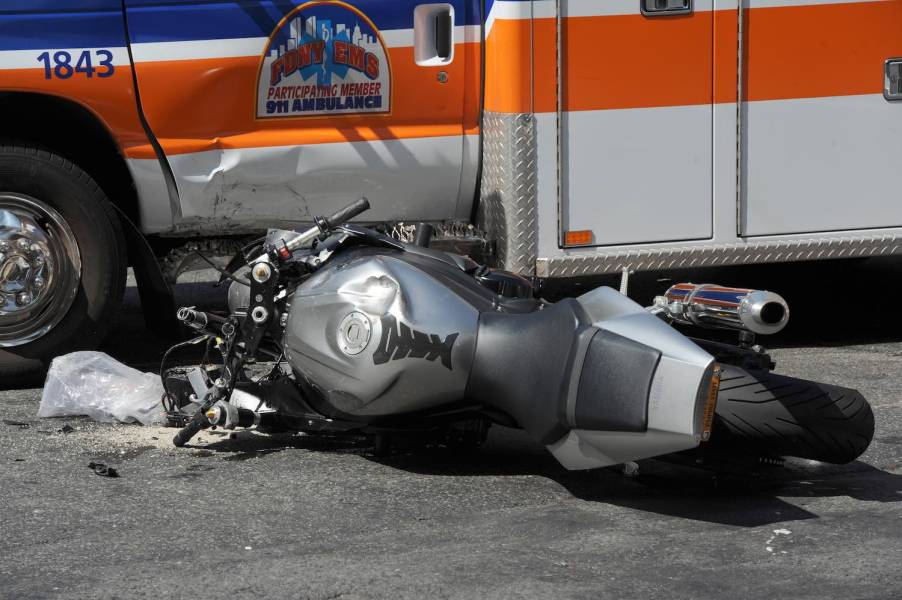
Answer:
257, 1, 391, 119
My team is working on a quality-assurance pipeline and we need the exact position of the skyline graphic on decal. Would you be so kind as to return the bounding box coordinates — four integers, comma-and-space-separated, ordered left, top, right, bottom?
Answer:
257, 3, 391, 119
268, 15, 381, 86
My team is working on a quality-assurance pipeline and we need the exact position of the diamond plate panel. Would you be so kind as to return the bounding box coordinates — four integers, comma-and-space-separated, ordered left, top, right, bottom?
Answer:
478, 112, 538, 276
536, 234, 902, 278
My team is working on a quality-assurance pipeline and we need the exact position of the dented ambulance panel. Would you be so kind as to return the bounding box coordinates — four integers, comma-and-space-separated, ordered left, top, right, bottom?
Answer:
122, 0, 483, 232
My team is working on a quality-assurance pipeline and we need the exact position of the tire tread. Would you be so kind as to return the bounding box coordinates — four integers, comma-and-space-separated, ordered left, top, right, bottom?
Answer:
711, 365, 874, 464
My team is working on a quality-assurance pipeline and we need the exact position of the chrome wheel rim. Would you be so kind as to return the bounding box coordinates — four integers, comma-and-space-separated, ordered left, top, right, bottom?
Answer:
0, 193, 81, 347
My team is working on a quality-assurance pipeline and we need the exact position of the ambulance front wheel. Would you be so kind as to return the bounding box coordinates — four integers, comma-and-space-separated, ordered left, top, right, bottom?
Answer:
0, 143, 126, 383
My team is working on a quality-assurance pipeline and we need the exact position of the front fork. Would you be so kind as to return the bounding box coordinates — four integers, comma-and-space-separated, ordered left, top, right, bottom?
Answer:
172, 257, 278, 447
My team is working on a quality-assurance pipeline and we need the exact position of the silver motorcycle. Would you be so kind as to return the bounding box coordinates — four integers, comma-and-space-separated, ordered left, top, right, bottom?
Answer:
166, 199, 874, 471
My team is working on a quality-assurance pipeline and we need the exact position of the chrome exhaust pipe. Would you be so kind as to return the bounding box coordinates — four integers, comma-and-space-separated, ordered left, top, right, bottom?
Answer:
652, 283, 790, 335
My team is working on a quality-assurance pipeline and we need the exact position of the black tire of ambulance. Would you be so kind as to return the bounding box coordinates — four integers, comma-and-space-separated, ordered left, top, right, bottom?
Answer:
708, 365, 875, 464
0, 143, 126, 384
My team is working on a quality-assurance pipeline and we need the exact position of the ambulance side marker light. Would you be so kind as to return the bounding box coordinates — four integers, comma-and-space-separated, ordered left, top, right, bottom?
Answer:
564, 230, 594, 247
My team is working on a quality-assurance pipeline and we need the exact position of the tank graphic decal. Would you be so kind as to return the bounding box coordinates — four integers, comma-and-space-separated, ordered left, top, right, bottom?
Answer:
373, 315, 458, 371
256, 1, 391, 119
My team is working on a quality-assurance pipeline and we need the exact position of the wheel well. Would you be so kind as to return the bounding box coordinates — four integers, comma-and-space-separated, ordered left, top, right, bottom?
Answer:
0, 92, 141, 227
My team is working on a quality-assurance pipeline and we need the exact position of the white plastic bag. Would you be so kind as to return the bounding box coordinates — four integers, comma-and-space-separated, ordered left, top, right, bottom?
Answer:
38, 351, 166, 425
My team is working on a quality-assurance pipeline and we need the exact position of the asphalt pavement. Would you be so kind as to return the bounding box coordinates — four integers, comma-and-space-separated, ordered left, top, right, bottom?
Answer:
1, 259, 901, 599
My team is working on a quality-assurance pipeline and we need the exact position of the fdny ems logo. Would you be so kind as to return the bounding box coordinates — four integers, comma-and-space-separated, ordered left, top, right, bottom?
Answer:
257, 1, 391, 118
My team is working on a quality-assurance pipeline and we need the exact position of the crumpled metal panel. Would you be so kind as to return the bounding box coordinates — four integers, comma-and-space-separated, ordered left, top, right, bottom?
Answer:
536, 234, 902, 278
478, 112, 538, 276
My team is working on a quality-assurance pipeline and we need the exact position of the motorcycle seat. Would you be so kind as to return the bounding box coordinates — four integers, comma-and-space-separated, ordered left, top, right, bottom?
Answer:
466, 299, 661, 445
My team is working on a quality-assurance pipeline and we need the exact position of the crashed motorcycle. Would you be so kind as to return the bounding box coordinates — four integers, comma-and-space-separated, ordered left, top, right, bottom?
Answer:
164, 198, 874, 471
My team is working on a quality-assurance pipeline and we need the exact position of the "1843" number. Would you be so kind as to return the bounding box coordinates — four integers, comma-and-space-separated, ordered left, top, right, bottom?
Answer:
36, 50, 115, 80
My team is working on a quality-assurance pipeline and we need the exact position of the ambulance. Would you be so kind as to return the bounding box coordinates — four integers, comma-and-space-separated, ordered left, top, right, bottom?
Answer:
0, 0, 900, 375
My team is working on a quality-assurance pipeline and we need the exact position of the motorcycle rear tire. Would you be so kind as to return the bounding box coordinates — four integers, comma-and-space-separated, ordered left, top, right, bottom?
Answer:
709, 365, 874, 464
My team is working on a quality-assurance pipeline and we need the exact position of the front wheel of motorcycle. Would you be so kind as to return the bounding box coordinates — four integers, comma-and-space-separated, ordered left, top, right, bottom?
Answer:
708, 365, 875, 464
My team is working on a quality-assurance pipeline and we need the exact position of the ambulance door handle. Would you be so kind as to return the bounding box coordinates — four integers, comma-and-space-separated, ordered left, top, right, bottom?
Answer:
414, 4, 454, 66
886, 59, 902, 101
640, 0, 692, 16
434, 9, 452, 59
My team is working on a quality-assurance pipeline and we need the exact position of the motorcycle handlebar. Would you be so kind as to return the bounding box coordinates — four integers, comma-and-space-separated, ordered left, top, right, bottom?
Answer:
323, 197, 370, 230
279, 197, 371, 256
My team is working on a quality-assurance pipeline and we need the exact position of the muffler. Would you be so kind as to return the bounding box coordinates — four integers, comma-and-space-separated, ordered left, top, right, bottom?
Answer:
652, 283, 789, 335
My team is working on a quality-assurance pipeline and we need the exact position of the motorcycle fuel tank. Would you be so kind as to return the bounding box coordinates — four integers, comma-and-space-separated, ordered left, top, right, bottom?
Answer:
283, 250, 481, 418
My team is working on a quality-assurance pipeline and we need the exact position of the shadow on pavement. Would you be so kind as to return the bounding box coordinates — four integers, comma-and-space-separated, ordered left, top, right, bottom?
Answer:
376, 442, 902, 527
190, 429, 371, 460
546, 256, 902, 349
0, 280, 228, 390
100, 281, 230, 372
186, 425, 902, 529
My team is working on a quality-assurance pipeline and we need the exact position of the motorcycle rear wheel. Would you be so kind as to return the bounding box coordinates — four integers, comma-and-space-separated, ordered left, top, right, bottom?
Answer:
709, 365, 874, 464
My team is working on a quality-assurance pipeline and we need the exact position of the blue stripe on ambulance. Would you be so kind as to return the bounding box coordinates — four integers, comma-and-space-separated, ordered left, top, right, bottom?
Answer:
0, 0, 123, 12
0, 2, 126, 52
124, 0, 483, 44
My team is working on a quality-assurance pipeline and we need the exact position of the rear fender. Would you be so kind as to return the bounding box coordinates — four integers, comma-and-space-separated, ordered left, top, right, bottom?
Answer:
549, 287, 715, 470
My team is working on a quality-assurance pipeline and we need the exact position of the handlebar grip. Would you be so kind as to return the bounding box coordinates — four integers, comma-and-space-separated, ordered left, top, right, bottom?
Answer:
278, 197, 372, 256
172, 411, 209, 447
323, 197, 370, 229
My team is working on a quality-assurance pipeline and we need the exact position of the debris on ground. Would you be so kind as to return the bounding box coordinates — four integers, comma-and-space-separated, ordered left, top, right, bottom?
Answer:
765, 528, 792, 553
622, 461, 640, 477
38, 351, 165, 426
87, 461, 119, 478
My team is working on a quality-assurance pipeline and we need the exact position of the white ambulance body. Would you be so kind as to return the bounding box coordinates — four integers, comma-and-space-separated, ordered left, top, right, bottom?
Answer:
481, 0, 902, 278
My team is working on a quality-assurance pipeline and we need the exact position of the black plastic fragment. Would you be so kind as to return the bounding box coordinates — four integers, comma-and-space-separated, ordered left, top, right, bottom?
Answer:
88, 462, 119, 478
